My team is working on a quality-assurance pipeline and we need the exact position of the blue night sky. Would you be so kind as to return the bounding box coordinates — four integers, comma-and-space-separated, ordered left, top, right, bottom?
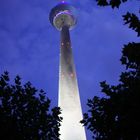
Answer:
0, 0, 139, 139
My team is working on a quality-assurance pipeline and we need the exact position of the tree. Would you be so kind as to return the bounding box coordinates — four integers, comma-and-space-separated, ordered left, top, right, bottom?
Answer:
96, 0, 140, 36
0, 72, 62, 140
81, 1, 140, 140
96, 0, 128, 9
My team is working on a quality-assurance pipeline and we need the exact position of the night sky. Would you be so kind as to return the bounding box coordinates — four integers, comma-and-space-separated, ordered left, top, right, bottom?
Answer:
0, 0, 139, 139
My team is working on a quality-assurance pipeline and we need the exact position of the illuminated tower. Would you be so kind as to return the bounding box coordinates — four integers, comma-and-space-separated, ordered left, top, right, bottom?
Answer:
49, 2, 86, 140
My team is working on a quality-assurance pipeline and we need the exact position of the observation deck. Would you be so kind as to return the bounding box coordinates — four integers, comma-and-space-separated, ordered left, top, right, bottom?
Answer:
49, 2, 77, 30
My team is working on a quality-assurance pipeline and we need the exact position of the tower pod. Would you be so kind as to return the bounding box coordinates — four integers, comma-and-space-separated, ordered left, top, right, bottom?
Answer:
49, 2, 77, 30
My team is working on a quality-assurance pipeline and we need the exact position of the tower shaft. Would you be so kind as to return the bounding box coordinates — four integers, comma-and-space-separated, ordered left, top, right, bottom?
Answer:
59, 26, 86, 140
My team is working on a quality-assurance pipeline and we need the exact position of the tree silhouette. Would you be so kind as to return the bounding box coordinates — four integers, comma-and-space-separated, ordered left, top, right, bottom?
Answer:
81, 1, 140, 140
96, 0, 128, 8
0, 72, 62, 140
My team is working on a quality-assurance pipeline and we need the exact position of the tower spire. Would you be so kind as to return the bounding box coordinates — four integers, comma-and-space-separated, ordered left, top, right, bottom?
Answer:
49, 2, 87, 140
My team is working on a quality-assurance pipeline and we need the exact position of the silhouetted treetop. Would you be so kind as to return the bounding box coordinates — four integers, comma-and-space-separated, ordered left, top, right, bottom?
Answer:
96, 0, 128, 8
123, 12, 140, 37
81, 44, 140, 139
81, 0, 140, 140
97, 0, 140, 36
0, 72, 62, 140
121, 42, 140, 69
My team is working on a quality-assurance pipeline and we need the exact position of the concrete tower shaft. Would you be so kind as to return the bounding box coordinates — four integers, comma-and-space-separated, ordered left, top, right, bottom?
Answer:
59, 25, 87, 140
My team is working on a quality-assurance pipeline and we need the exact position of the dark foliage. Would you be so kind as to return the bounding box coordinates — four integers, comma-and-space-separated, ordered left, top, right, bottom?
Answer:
96, 0, 140, 37
96, 0, 128, 8
81, 0, 140, 140
121, 42, 140, 69
81, 41, 140, 139
0, 72, 62, 140
123, 12, 140, 37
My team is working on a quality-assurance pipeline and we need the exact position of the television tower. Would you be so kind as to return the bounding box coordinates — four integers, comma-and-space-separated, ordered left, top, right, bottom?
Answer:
49, 2, 87, 140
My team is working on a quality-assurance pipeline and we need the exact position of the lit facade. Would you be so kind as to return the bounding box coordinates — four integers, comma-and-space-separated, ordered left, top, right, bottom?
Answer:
49, 2, 86, 140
